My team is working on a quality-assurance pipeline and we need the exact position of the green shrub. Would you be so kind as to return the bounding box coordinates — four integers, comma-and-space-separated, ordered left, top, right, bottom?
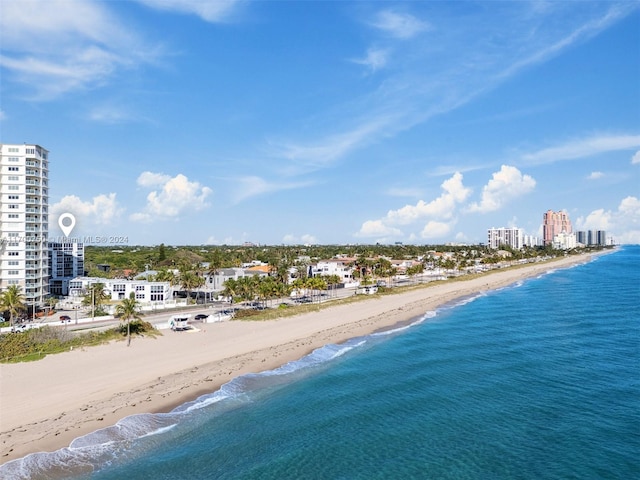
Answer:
116, 320, 156, 336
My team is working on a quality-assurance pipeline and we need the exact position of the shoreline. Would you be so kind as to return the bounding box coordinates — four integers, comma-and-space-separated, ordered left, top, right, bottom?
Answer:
0, 253, 605, 465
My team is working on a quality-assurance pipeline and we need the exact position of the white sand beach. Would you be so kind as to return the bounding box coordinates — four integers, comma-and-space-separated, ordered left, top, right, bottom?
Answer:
0, 254, 596, 463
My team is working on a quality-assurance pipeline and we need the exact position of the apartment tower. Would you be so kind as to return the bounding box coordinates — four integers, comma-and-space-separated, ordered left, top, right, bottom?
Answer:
0, 144, 50, 310
542, 210, 572, 246
487, 227, 524, 250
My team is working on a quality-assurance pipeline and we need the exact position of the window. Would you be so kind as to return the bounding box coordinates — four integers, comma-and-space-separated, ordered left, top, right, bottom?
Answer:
7, 176, 19, 181
113, 284, 126, 292
135, 293, 145, 300
8, 147, 19, 153
8, 185, 19, 191
151, 294, 164, 301
8, 195, 19, 200
8, 261, 19, 266
8, 252, 19, 256
135, 285, 145, 292
8, 280, 19, 285
8, 167, 19, 172
26, 148, 35, 155
8, 270, 19, 275
8, 205, 18, 209
8, 214, 19, 219
8, 157, 19, 162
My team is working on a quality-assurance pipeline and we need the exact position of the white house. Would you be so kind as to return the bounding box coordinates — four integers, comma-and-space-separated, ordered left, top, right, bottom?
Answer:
309, 258, 356, 284
68, 277, 172, 304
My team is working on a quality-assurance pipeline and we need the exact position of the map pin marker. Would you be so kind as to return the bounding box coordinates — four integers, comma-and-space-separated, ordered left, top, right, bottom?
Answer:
58, 213, 76, 237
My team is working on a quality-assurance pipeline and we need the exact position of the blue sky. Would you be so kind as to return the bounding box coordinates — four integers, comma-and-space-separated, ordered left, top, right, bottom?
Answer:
1, 0, 639, 246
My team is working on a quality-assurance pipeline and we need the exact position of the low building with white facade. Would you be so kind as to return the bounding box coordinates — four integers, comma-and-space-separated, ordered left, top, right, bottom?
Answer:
68, 277, 172, 305
309, 258, 356, 284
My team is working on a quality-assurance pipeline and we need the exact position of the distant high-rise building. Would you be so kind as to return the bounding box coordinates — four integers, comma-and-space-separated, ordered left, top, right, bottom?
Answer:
576, 230, 607, 246
542, 210, 572, 246
487, 227, 523, 250
0, 143, 50, 309
49, 241, 85, 296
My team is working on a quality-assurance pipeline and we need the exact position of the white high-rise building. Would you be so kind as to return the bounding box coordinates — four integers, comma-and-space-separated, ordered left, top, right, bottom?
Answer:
0, 144, 50, 309
487, 227, 524, 250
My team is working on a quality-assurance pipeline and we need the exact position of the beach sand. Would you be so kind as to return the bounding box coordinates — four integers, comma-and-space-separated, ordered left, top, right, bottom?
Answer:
0, 254, 595, 464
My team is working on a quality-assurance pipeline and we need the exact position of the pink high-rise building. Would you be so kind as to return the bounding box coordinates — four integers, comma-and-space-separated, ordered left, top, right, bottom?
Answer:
543, 210, 572, 246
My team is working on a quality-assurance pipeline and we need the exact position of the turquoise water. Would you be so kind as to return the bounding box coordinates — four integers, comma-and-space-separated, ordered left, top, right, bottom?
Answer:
3, 247, 639, 479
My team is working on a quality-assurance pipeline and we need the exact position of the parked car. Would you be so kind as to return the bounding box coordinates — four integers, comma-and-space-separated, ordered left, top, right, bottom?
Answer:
60, 315, 71, 322
194, 314, 208, 321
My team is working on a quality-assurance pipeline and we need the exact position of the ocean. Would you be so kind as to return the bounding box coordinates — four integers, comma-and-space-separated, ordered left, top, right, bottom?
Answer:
3, 246, 639, 479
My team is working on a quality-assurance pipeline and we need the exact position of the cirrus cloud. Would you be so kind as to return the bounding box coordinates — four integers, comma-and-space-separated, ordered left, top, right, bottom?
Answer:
369, 10, 429, 39
0, 0, 160, 100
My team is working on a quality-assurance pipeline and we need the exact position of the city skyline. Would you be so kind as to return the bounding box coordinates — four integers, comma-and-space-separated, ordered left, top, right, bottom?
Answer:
1, 1, 639, 245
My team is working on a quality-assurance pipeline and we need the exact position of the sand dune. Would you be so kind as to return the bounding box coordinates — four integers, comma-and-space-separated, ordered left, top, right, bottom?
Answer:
0, 254, 595, 463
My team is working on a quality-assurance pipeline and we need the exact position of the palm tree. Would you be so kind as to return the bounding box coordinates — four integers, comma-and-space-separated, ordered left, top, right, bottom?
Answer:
155, 269, 178, 285
82, 283, 109, 317
0, 285, 26, 327
222, 278, 239, 304
115, 292, 142, 347
207, 250, 224, 290
178, 269, 203, 304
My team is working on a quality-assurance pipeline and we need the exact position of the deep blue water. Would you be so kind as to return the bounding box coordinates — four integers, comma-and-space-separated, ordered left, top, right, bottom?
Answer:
3, 246, 639, 479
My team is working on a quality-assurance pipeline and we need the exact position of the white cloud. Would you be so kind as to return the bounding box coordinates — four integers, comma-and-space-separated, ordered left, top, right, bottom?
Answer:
420, 221, 452, 239
588, 171, 604, 180
575, 196, 640, 244
131, 172, 212, 222
0, 0, 159, 99
521, 133, 640, 165
632, 150, 640, 165
356, 172, 471, 239
88, 105, 145, 124
370, 10, 429, 39
0, 110, 6, 121
50, 193, 122, 229
137, 171, 172, 187
351, 47, 390, 73
386, 173, 471, 225
282, 234, 318, 245
205, 234, 247, 245
356, 220, 403, 238
467, 165, 536, 213
135, 0, 240, 22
